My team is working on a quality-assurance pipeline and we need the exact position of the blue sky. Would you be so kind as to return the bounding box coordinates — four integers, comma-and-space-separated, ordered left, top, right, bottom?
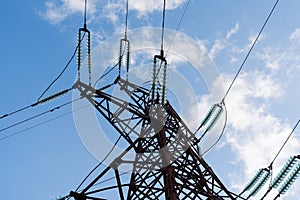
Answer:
1, 0, 300, 199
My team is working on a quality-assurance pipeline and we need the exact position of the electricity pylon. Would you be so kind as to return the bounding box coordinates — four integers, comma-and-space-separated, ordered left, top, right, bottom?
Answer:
69, 67, 245, 199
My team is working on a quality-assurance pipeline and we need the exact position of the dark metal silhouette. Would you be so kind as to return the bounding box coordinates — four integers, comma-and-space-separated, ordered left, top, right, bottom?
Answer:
69, 77, 245, 200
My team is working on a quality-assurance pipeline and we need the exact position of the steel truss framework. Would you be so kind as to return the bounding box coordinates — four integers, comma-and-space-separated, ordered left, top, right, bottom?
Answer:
70, 78, 245, 200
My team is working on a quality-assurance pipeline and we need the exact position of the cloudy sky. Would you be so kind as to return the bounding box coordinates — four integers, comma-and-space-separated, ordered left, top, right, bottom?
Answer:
0, 0, 300, 199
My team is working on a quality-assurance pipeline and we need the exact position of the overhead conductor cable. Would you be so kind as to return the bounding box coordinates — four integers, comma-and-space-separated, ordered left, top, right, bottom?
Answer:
222, 0, 280, 103
195, 0, 280, 155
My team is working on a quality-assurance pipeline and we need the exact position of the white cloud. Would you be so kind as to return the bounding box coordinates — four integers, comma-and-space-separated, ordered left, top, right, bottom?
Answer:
257, 28, 300, 76
290, 28, 300, 44
226, 23, 239, 40
209, 23, 239, 59
129, 0, 186, 17
100, 0, 188, 28
102, 2, 124, 23
205, 24, 300, 199
220, 70, 300, 199
222, 71, 282, 131
42, 2, 68, 24
250, 71, 282, 99
41, 0, 96, 24
41, 0, 187, 25
63, 0, 86, 12
258, 47, 284, 71
209, 39, 226, 60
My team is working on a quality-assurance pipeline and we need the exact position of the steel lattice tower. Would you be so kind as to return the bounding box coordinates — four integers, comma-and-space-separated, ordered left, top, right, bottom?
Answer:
69, 75, 246, 200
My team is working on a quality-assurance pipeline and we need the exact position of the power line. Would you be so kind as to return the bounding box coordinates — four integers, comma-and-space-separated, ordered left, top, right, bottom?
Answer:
94, 0, 189, 95
0, 104, 34, 120
266, 119, 300, 191
3, 1, 89, 118
175, 0, 190, 33
242, 120, 300, 199
161, 0, 166, 53
0, 98, 81, 133
37, 33, 85, 101
89, 170, 130, 188
93, 34, 129, 87
222, 0, 280, 102
197, 0, 284, 150
67, 135, 122, 200
198, 0, 280, 156
93, 0, 130, 87
0, 88, 72, 120
124, 0, 129, 39
84, 0, 87, 28
35, 0, 90, 105
93, 57, 122, 87
270, 120, 300, 166
165, 0, 191, 58
38, 0, 90, 102
59, 171, 131, 200
0, 104, 87, 142
149, 0, 191, 97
